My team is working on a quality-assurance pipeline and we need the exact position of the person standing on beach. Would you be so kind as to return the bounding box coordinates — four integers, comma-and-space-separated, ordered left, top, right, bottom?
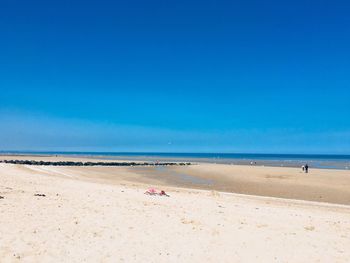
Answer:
305, 164, 309, 173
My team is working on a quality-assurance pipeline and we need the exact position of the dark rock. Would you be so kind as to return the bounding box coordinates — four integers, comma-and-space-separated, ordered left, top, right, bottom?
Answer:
1, 159, 191, 167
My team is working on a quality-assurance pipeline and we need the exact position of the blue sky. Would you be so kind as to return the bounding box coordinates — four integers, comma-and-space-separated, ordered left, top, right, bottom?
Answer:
0, 0, 349, 153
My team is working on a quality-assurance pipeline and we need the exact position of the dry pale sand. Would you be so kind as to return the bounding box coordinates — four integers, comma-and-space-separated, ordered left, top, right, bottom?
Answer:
0, 161, 350, 262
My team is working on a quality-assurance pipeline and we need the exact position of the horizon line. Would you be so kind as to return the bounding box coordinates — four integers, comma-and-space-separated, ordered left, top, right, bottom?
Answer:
1, 150, 350, 157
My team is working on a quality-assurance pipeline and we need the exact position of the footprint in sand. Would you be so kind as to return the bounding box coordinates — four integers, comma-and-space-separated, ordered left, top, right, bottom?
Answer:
210, 191, 220, 197
212, 229, 220, 236
181, 218, 200, 227
304, 226, 315, 231
181, 219, 195, 224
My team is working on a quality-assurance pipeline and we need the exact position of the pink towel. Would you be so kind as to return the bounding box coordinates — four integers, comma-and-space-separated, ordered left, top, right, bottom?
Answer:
148, 188, 157, 193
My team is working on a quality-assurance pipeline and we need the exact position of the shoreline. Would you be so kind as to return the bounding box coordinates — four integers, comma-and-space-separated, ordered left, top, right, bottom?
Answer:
1, 152, 350, 170
1, 155, 350, 205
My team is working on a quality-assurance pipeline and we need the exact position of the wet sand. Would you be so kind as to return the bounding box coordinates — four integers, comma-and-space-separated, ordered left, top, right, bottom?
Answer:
1, 155, 349, 205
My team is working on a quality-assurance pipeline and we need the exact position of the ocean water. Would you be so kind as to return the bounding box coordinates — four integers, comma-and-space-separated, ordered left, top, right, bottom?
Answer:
1, 151, 350, 170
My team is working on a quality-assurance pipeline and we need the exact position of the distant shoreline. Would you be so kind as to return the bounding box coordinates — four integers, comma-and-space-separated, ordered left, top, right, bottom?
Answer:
1, 152, 349, 170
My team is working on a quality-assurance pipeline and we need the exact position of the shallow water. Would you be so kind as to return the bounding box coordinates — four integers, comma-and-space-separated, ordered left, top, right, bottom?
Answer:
155, 166, 213, 186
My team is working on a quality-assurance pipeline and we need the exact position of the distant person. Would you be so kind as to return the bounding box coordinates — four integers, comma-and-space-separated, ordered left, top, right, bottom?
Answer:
301, 165, 305, 172
305, 164, 309, 173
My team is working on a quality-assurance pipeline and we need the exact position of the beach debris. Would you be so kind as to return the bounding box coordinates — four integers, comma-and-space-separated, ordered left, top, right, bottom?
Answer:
34, 193, 46, 197
0, 196, 4, 199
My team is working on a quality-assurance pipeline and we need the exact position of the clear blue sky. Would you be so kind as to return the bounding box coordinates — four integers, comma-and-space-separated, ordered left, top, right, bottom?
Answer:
1, 0, 349, 153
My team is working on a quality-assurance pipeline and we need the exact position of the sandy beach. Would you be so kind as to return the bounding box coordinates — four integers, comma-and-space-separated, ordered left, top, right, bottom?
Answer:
1, 155, 350, 205
1, 156, 350, 262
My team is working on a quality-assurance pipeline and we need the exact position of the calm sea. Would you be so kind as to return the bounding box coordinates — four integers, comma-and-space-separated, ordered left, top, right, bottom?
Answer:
1, 152, 350, 170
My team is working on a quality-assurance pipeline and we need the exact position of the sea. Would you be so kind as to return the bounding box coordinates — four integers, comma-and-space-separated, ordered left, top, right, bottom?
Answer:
1, 152, 350, 170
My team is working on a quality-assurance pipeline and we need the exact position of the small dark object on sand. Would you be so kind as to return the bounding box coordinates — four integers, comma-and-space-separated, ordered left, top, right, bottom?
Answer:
34, 194, 46, 197
159, 190, 170, 197
0, 196, 4, 199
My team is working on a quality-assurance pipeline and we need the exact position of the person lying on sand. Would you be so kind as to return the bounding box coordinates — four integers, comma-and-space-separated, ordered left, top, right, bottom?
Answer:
144, 188, 158, 195
144, 188, 169, 197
